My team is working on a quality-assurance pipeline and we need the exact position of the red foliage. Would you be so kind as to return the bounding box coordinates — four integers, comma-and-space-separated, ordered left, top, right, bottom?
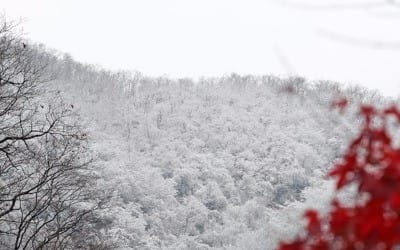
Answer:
281, 85, 296, 94
278, 103, 400, 250
331, 98, 348, 113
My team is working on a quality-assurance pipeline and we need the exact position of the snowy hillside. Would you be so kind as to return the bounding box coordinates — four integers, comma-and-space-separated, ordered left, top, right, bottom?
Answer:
31, 49, 387, 249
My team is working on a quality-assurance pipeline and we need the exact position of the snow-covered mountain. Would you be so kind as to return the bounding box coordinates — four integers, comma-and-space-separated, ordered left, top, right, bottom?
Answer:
36, 47, 386, 249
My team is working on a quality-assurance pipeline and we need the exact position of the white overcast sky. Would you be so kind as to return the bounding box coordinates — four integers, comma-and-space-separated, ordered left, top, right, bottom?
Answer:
2, 0, 400, 97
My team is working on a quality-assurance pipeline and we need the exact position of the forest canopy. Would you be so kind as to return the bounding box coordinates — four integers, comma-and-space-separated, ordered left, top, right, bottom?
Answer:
0, 15, 392, 250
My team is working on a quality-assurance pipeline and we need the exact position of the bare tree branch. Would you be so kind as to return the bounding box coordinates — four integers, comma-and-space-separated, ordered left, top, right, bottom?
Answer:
0, 15, 97, 249
317, 28, 400, 49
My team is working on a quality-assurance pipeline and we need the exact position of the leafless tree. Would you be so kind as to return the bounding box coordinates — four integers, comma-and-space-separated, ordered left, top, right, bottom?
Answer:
0, 16, 95, 250
276, 0, 400, 49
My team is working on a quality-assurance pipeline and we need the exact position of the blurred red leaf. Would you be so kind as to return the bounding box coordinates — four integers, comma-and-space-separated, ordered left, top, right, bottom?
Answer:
278, 103, 400, 250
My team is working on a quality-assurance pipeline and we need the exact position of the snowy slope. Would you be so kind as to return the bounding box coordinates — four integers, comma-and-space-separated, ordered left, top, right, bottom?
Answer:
37, 50, 385, 249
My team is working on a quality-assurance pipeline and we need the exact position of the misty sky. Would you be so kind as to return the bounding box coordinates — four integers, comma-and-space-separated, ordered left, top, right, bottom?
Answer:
2, 0, 400, 97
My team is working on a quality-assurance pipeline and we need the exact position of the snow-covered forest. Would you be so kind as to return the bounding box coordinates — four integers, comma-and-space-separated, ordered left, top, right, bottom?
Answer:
0, 17, 392, 250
